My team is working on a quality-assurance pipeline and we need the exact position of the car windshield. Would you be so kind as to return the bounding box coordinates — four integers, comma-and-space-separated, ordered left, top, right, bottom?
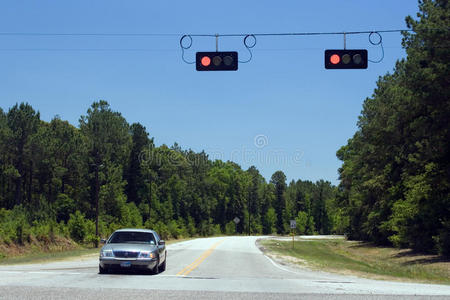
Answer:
109, 232, 156, 244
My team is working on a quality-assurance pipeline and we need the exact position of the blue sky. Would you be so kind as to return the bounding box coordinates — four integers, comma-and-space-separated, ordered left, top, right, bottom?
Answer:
0, 1, 419, 185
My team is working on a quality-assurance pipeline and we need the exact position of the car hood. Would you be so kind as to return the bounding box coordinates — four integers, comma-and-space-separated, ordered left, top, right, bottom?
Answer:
102, 243, 157, 252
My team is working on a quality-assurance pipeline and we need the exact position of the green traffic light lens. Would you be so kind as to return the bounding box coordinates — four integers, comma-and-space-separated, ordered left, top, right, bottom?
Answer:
223, 56, 233, 66
353, 54, 362, 64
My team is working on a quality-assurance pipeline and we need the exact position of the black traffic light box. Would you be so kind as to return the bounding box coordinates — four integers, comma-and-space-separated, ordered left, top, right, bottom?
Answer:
196, 52, 238, 71
325, 49, 368, 69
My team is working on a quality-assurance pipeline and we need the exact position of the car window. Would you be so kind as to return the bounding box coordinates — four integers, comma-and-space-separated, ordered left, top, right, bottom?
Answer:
108, 232, 156, 244
153, 232, 160, 243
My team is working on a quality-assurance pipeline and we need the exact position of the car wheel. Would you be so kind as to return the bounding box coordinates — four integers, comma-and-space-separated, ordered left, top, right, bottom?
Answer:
160, 256, 166, 272
99, 265, 108, 274
153, 259, 160, 275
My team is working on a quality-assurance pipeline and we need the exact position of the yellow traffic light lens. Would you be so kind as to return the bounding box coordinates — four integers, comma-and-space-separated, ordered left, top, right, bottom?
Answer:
213, 56, 222, 66
342, 54, 351, 64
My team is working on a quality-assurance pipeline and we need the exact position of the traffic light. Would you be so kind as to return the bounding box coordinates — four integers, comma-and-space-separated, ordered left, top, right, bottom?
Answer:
325, 49, 368, 69
196, 52, 238, 71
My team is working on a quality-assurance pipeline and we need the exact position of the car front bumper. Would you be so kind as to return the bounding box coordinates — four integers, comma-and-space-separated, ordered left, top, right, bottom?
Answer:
99, 257, 158, 270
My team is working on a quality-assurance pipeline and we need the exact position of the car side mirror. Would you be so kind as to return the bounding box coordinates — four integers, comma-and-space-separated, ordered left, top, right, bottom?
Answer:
158, 240, 165, 246
100, 239, 107, 244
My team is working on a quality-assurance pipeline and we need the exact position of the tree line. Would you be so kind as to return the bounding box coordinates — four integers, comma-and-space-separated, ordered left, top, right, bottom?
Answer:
0, 100, 340, 246
336, 0, 449, 255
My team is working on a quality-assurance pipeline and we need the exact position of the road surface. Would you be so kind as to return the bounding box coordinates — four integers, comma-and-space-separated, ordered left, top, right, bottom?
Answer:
0, 236, 449, 299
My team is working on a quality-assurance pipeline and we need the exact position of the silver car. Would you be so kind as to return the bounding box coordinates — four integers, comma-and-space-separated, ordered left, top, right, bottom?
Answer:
99, 228, 167, 274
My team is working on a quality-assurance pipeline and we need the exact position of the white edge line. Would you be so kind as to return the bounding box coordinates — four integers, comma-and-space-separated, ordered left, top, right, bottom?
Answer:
256, 237, 304, 275
262, 253, 304, 275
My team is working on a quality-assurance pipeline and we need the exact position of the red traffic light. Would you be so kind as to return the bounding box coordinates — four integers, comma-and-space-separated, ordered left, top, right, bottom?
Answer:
201, 56, 211, 67
325, 49, 368, 69
330, 54, 340, 64
196, 52, 238, 71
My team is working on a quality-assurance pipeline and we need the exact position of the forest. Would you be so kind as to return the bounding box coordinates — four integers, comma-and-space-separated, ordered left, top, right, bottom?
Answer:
0, 100, 339, 247
336, 0, 449, 255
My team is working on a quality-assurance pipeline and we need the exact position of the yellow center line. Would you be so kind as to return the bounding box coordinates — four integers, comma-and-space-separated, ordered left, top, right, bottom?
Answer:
176, 239, 224, 276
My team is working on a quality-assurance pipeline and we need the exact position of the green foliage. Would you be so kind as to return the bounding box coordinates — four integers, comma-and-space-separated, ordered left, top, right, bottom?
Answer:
67, 211, 88, 243
0, 206, 29, 244
270, 171, 287, 234
295, 211, 308, 235
305, 214, 316, 235
85, 234, 100, 248
185, 216, 197, 236
336, 1, 450, 254
263, 207, 277, 234
225, 221, 236, 235
167, 220, 182, 239
153, 221, 170, 240
434, 221, 450, 257
54, 194, 76, 223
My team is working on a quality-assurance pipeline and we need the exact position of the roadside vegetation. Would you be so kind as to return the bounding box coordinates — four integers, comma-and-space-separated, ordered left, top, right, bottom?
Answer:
0, 247, 98, 265
0, 235, 193, 265
260, 239, 450, 285
335, 0, 449, 255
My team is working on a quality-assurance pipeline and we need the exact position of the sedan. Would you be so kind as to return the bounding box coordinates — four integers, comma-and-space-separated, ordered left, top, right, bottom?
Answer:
99, 228, 167, 274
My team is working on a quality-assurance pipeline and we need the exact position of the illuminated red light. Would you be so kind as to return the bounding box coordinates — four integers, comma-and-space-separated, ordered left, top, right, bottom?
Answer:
201, 56, 211, 67
330, 54, 340, 64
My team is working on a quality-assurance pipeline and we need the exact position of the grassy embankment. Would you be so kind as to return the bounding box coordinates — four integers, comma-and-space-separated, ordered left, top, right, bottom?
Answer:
259, 238, 450, 285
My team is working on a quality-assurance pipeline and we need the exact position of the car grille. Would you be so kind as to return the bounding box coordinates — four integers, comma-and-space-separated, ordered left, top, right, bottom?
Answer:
113, 251, 139, 258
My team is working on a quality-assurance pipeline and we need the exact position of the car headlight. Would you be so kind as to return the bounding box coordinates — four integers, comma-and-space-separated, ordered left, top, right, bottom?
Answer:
100, 249, 114, 258
138, 251, 156, 259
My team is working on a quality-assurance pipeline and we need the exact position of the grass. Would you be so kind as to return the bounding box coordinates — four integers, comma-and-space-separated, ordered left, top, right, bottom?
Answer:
259, 238, 450, 285
0, 247, 99, 265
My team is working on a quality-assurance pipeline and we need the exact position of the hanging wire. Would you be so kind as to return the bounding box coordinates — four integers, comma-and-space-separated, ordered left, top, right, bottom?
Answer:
0, 28, 428, 37
179, 35, 195, 64
239, 35, 257, 63
368, 32, 384, 63
4, 28, 449, 64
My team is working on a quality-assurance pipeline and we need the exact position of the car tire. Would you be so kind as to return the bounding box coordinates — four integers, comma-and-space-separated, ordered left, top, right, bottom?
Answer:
99, 265, 108, 274
160, 255, 166, 272
153, 259, 159, 275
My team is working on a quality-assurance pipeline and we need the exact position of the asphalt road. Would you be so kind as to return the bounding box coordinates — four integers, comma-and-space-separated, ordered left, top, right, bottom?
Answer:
0, 236, 449, 299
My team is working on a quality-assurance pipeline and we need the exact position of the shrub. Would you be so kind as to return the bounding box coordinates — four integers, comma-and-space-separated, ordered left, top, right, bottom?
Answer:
54, 193, 76, 223
186, 216, 196, 237
67, 211, 87, 243
225, 221, 236, 235
85, 234, 100, 248
176, 219, 188, 238
434, 221, 450, 256
211, 224, 222, 235
295, 211, 308, 235
168, 220, 181, 239
263, 208, 277, 234
153, 221, 169, 240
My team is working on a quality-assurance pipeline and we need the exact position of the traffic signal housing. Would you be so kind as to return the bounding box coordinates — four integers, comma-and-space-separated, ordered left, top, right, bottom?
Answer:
196, 52, 238, 71
325, 49, 368, 69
